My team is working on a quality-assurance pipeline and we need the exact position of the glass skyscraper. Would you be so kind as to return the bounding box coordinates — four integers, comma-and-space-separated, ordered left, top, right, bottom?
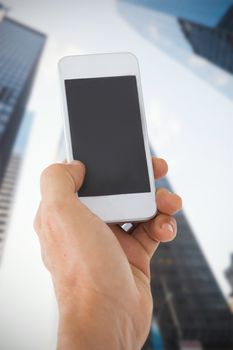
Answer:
143, 177, 233, 350
120, 0, 233, 76
0, 9, 46, 259
0, 11, 46, 184
120, 0, 233, 28
179, 8, 233, 75
0, 111, 34, 261
0, 154, 20, 259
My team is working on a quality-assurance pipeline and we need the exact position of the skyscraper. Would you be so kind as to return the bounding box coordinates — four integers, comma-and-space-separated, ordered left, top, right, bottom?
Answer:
0, 7, 46, 259
120, 0, 233, 75
120, 0, 233, 28
179, 8, 233, 75
143, 177, 233, 350
0, 154, 20, 259
0, 111, 34, 261
0, 9, 46, 184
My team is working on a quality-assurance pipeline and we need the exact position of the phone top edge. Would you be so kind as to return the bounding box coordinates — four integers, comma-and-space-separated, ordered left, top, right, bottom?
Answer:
58, 52, 139, 70
58, 51, 138, 60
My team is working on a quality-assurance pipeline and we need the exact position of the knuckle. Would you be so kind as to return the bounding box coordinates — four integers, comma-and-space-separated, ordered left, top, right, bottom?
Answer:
40, 163, 64, 182
41, 200, 65, 230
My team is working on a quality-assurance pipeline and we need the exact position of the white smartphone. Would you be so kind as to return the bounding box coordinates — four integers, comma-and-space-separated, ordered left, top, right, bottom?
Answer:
58, 52, 156, 223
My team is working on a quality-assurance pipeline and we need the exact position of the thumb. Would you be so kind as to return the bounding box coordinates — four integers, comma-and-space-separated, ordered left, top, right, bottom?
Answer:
40, 160, 86, 203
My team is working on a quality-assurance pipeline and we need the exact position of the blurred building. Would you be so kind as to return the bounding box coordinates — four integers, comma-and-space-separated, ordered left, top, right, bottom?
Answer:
0, 8, 46, 184
0, 154, 20, 259
179, 9, 233, 75
0, 111, 34, 261
120, 0, 233, 28
120, 0, 233, 75
0, 7, 45, 259
219, 5, 233, 33
143, 177, 233, 350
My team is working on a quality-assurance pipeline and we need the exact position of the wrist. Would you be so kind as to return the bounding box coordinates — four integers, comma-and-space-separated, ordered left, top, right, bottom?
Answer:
56, 286, 139, 350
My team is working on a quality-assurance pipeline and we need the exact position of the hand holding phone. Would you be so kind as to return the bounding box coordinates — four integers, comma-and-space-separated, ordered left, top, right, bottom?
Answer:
58, 52, 156, 223
35, 157, 181, 350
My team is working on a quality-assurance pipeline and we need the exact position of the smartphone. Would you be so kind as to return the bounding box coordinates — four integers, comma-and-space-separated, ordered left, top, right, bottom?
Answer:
58, 52, 156, 223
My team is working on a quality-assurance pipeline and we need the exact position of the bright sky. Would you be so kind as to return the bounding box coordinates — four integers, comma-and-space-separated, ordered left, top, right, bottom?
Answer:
0, 0, 233, 349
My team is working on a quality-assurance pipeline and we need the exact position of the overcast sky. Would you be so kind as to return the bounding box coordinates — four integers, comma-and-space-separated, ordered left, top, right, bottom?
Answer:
0, 1, 233, 349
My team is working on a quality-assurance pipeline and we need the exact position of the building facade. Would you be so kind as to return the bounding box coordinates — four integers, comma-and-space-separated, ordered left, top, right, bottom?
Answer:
0, 154, 21, 259
0, 11, 46, 184
143, 177, 233, 350
120, 0, 233, 75
0, 9, 45, 259
179, 10, 233, 75
120, 0, 233, 28
0, 110, 34, 262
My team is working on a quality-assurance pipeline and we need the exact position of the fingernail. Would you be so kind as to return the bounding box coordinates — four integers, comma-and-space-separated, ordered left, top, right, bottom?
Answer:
70, 160, 86, 171
157, 188, 171, 194
161, 223, 174, 233
70, 160, 81, 165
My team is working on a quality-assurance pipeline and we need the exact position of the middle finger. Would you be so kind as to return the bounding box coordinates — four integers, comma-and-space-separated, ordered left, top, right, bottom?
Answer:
156, 188, 182, 215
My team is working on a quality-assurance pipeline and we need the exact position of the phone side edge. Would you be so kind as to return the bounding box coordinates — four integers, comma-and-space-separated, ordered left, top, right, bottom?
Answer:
132, 56, 157, 217
58, 59, 74, 163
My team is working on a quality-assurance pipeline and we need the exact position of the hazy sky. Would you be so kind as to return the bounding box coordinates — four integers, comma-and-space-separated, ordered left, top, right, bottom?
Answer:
0, 1, 233, 349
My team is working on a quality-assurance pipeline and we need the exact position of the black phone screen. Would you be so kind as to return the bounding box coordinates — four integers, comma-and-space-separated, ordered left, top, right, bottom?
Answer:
64, 75, 150, 197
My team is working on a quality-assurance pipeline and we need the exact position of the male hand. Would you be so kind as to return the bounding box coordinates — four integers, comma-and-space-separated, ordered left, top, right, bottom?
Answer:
34, 157, 182, 350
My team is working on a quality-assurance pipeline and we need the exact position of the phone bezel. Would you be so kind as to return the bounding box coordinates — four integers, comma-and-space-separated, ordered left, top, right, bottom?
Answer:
58, 52, 156, 223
